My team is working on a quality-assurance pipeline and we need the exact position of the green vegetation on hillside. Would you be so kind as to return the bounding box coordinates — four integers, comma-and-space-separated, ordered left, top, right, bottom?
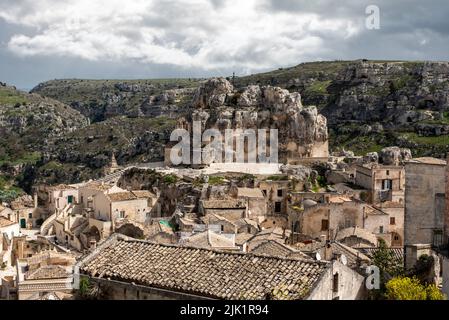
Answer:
0, 175, 24, 202
401, 133, 449, 146
0, 87, 28, 105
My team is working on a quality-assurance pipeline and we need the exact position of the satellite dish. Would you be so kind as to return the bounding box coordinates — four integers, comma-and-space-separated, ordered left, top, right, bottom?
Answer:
315, 252, 321, 261
341, 254, 348, 266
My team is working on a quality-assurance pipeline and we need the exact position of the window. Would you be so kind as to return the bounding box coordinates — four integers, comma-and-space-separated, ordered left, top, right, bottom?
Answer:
262, 190, 267, 196
333, 273, 339, 293
345, 219, 352, 228
433, 230, 444, 248
321, 219, 329, 231
221, 225, 224, 232
119, 211, 125, 219
382, 179, 392, 190
390, 217, 396, 225
379, 226, 384, 234
274, 202, 282, 213
28, 213, 32, 219
386, 170, 390, 176
394, 234, 400, 241
277, 189, 283, 197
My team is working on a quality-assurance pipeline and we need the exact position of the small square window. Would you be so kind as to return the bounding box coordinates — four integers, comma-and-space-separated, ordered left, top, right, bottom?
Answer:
321, 219, 329, 231
274, 202, 282, 213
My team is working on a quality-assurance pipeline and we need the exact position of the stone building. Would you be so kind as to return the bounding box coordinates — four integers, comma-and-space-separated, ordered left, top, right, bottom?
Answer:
404, 157, 447, 269
355, 163, 405, 204
258, 179, 290, 216
199, 199, 247, 221
75, 234, 366, 300
289, 196, 392, 246
16, 250, 75, 300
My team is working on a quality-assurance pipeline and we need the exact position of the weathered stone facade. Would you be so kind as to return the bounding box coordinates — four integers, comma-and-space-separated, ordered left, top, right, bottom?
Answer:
404, 157, 447, 269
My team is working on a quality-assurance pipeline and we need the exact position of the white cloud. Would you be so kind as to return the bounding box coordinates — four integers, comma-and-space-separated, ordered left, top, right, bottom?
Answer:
0, 0, 363, 73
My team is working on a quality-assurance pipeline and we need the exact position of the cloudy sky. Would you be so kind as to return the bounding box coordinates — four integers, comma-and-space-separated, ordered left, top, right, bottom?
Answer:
1, 0, 449, 90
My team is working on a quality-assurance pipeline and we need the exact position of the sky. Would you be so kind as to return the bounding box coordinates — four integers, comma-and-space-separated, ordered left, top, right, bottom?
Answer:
1, 0, 449, 90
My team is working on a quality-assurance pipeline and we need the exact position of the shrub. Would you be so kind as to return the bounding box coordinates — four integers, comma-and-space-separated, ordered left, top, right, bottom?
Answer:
385, 277, 446, 300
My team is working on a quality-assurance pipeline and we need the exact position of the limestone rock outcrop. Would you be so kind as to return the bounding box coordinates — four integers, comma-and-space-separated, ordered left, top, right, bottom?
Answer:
182, 78, 329, 164
379, 147, 412, 165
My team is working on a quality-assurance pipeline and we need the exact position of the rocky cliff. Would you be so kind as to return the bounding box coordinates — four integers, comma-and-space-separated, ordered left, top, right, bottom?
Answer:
32, 60, 449, 159
0, 83, 88, 165
31, 79, 199, 122
239, 60, 449, 157
178, 78, 328, 163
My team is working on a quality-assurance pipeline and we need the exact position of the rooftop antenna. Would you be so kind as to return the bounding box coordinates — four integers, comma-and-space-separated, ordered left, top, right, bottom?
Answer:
232, 72, 235, 86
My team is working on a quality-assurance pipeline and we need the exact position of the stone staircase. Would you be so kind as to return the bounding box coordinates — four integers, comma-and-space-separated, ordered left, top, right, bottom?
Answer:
39, 203, 73, 236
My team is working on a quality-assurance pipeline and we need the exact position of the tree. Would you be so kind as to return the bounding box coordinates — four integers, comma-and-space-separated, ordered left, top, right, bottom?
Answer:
372, 239, 403, 280
385, 276, 446, 300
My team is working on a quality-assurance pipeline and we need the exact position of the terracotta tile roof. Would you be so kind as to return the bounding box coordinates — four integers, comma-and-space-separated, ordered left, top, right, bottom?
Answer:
358, 247, 404, 265
235, 232, 254, 246
202, 213, 236, 227
235, 218, 259, 230
249, 239, 311, 260
329, 242, 371, 268
132, 190, 157, 199
84, 182, 114, 191
364, 205, 388, 216
0, 217, 16, 228
79, 235, 330, 300
336, 227, 378, 247
202, 199, 246, 209
181, 230, 237, 250
26, 265, 70, 280
106, 192, 138, 202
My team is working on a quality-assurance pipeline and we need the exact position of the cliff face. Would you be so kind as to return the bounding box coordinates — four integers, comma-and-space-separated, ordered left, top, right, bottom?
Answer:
322, 61, 449, 127
234, 60, 449, 158
0, 84, 88, 163
31, 79, 199, 122
179, 78, 328, 163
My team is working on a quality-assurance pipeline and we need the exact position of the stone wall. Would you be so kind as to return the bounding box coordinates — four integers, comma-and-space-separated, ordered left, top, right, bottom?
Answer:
307, 261, 366, 300
404, 161, 446, 258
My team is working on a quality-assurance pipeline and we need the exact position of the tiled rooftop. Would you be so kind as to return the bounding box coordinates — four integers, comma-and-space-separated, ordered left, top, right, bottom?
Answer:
106, 192, 138, 202
0, 217, 16, 228
79, 235, 329, 300
201, 199, 246, 209
26, 265, 70, 280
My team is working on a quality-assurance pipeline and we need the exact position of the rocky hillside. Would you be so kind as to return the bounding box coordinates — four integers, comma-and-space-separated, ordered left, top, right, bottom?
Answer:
31, 79, 200, 122
0, 83, 88, 166
181, 77, 328, 163
3, 59, 449, 192
0, 83, 89, 195
0, 83, 178, 189
237, 60, 449, 157
32, 60, 449, 158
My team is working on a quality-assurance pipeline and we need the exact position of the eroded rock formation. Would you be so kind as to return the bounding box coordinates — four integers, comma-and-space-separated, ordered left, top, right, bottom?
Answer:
179, 78, 329, 164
